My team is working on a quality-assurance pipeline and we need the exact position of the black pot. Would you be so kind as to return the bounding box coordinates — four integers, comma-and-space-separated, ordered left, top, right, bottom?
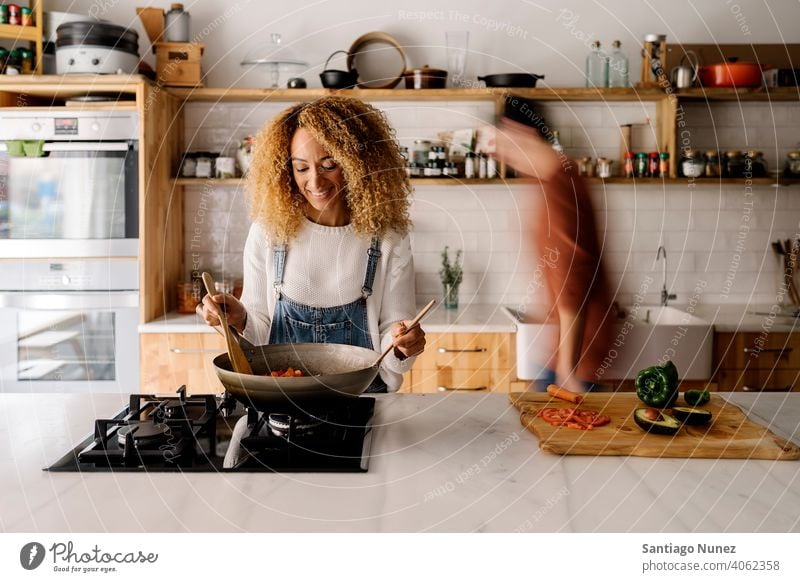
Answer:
320, 50, 358, 89
478, 73, 544, 87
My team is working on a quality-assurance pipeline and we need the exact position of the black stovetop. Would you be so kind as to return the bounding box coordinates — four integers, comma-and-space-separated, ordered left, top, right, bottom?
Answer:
45, 387, 375, 473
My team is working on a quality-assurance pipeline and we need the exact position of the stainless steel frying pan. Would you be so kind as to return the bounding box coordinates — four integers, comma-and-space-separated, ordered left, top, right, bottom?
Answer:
213, 334, 383, 410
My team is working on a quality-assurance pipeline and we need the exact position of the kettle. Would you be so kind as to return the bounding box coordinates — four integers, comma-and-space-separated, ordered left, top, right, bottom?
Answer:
671, 50, 699, 89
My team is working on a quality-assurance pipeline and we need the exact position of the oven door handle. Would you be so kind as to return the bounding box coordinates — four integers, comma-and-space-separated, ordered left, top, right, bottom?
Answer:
0, 291, 138, 309
43, 142, 131, 152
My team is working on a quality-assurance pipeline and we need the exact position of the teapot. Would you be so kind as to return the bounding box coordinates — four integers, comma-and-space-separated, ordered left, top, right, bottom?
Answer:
671, 50, 699, 89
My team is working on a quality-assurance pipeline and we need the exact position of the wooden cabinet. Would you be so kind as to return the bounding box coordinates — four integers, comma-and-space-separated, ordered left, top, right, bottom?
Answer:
410, 332, 514, 393
714, 332, 800, 392
140, 333, 226, 394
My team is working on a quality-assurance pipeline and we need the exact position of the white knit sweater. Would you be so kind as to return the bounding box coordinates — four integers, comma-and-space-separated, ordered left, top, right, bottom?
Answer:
239, 219, 417, 391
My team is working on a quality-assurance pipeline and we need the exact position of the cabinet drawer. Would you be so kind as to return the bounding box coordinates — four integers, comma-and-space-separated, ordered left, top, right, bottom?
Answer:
714, 332, 800, 370
140, 333, 226, 394
412, 369, 494, 393
716, 368, 800, 392
415, 333, 511, 370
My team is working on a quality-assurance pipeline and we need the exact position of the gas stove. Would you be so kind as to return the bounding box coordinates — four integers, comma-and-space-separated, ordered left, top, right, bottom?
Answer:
45, 387, 375, 473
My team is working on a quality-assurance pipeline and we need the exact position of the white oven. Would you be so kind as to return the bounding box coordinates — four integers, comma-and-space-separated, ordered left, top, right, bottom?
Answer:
0, 259, 139, 393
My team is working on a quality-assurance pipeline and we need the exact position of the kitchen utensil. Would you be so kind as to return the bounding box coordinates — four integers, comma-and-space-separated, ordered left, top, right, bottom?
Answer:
445, 30, 469, 87
241, 34, 308, 88
371, 299, 436, 368
671, 50, 698, 89
212, 300, 436, 409
55, 21, 140, 74
698, 57, 763, 88
477, 73, 544, 87
320, 50, 359, 89
403, 65, 447, 89
201, 272, 253, 375
511, 392, 800, 460
347, 31, 406, 89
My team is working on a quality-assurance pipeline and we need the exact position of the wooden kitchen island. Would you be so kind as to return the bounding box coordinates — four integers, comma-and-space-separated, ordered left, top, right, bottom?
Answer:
1, 392, 798, 533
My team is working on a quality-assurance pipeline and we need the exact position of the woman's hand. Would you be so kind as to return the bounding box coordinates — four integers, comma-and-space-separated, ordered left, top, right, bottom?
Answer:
197, 293, 248, 333
391, 321, 426, 359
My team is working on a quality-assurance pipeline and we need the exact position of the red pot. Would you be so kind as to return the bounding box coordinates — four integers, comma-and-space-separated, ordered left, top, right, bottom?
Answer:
698, 59, 763, 88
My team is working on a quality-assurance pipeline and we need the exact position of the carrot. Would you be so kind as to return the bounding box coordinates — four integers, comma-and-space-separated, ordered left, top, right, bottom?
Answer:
546, 383, 584, 404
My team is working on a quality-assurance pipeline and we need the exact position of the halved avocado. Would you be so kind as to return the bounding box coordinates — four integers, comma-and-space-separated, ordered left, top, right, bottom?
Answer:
633, 408, 680, 435
671, 406, 713, 425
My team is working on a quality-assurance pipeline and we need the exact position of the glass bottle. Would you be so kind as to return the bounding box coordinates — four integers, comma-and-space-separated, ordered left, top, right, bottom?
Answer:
608, 40, 629, 87
586, 40, 608, 88
464, 152, 476, 179
551, 130, 564, 153
478, 153, 487, 179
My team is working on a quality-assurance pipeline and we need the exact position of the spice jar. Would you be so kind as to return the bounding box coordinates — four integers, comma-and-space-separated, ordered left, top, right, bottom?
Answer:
412, 140, 431, 166
464, 152, 476, 179
0, 6, 9, 25
408, 162, 423, 177
704, 150, 721, 177
659, 152, 670, 177
215, 156, 236, 179
180, 152, 197, 177
785, 151, 800, 177
623, 151, 634, 178
486, 155, 497, 179
176, 281, 202, 314
596, 157, 613, 178
681, 149, 705, 178
19, 48, 33, 74
194, 152, 215, 178
634, 152, 648, 178
21, 6, 33, 26
578, 156, 594, 177
648, 152, 660, 178
745, 150, 767, 178
724, 150, 744, 179
7, 4, 21, 26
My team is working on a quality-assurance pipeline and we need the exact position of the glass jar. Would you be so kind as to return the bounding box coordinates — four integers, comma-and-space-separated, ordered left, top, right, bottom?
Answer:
785, 151, 800, 177
180, 152, 197, 177
578, 156, 594, 177
745, 150, 767, 178
195, 152, 214, 178
648, 152, 660, 178
634, 152, 648, 178
724, 150, 744, 179
659, 152, 670, 177
623, 151, 634, 178
408, 162, 423, 177
596, 157, 613, 178
412, 140, 431, 166
176, 282, 202, 314
704, 150, 721, 177
681, 149, 705, 178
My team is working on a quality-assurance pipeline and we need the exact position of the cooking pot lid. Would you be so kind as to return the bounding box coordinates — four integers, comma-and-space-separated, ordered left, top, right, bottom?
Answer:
56, 21, 139, 54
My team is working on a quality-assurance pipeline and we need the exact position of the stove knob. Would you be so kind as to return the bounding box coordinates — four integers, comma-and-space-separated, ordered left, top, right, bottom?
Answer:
91, 58, 100, 66
91, 122, 100, 132
61, 275, 71, 285
68, 58, 75, 66
31, 122, 41, 132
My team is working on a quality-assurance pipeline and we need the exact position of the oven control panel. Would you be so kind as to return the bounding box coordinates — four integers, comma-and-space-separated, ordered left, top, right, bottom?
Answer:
0, 259, 139, 291
0, 110, 138, 141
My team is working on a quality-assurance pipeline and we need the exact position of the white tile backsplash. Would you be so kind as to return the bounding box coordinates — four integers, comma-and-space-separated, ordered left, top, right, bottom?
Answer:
183, 100, 800, 306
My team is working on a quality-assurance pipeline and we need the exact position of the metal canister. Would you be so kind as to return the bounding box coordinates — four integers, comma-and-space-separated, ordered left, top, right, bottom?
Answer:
578, 156, 594, 177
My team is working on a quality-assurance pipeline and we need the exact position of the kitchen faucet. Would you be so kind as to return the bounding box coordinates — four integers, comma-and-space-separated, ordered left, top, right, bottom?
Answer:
656, 245, 677, 307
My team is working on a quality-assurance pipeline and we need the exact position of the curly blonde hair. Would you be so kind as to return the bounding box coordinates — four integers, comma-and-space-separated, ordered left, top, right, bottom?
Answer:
247, 96, 412, 242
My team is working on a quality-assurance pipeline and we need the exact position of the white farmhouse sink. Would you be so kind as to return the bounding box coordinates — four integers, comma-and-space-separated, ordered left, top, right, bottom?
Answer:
502, 305, 713, 381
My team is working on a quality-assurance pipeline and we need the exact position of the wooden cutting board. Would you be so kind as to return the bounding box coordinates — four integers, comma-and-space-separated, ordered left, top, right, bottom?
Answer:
509, 392, 800, 460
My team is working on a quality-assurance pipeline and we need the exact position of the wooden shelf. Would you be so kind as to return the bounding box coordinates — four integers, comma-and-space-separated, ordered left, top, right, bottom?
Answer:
0, 74, 146, 100
0, 23, 39, 42
173, 176, 800, 188
675, 87, 800, 102
168, 86, 669, 103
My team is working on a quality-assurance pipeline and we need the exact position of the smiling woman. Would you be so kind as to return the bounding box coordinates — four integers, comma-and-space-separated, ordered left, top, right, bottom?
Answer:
198, 96, 425, 393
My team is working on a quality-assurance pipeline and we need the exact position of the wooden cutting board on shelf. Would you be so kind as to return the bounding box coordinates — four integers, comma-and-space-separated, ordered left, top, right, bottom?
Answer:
509, 392, 800, 460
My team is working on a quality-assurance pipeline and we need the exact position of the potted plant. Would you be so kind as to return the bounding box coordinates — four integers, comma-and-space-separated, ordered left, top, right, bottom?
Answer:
439, 246, 463, 309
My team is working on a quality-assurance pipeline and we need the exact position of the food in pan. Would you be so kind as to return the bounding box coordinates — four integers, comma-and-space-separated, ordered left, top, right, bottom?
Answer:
268, 367, 305, 377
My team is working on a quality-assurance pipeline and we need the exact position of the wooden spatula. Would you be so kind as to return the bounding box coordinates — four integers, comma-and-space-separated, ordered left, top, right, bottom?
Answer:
201, 272, 253, 375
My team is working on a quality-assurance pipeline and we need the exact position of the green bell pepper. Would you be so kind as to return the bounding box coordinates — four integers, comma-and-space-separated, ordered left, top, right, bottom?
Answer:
635, 360, 679, 408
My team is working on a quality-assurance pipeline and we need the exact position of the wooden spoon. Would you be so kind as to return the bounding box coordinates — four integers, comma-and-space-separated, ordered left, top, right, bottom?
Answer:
201, 272, 253, 375
372, 299, 437, 368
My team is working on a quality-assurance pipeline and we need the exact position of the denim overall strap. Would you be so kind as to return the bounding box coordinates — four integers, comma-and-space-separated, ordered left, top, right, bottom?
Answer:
272, 244, 287, 298
361, 237, 382, 299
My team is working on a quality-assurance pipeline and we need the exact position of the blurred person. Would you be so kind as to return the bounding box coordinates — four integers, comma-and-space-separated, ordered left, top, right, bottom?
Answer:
496, 96, 613, 392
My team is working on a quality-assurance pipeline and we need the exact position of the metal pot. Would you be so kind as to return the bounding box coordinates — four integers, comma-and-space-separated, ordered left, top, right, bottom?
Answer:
478, 73, 544, 87
698, 58, 763, 88
403, 65, 447, 89
319, 50, 358, 89
213, 337, 383, 410
671, 50, 698, 89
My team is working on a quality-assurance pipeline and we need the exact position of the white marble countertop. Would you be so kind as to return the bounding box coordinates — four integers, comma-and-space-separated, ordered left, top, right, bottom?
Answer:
139, 303, 799, 335
2, 392, 799, 533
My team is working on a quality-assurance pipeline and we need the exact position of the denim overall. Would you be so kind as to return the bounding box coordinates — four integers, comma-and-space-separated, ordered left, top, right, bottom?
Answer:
267, 237, 388, 393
